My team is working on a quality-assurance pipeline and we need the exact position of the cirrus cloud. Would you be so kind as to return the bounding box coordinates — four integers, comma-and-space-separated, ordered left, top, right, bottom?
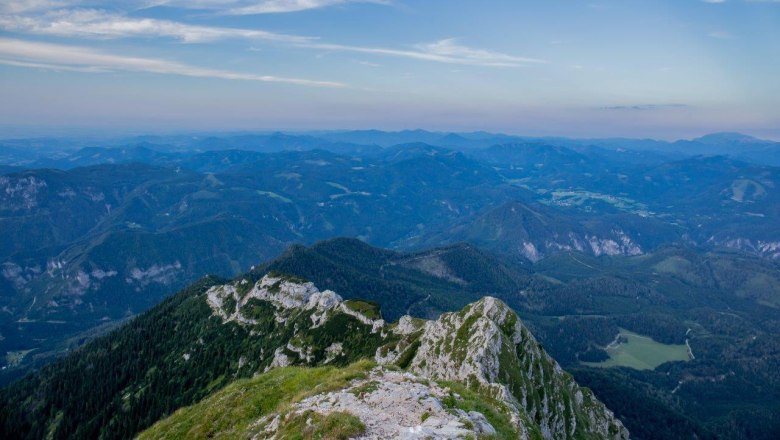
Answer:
0, 9, 545, 67
307, 38, 545, 67
0, 9, 317, 43
142, 0, 389, 15
0, 37, 344, 87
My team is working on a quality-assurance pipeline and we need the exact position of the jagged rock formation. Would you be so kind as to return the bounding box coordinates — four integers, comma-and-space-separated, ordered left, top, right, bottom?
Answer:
1, 270, 628, 440
202, 274, 628, 439
205, 273, 387, 371
379, 297, 629, 439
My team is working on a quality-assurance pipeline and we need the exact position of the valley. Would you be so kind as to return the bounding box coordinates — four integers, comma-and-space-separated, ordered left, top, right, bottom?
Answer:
1, 130, 780, 439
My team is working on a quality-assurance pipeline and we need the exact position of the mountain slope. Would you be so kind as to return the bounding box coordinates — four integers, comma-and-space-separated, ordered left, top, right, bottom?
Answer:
0, 273, 387, 439
418, 200, 679, 262
0, 233, 529, 384
5, 142, 780, 383
0, 270, 626, 439
0, 148, 534, 380
257, 237, 530, 320
380, 297, 628, 439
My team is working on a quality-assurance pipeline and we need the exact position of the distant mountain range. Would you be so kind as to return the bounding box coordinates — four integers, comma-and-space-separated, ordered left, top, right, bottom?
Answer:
1, 129, 780, 438
2, 137, 780, 383
2, 129, 779, 168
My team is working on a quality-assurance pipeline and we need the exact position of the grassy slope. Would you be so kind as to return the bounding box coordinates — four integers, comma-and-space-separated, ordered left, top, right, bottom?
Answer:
140, 360, 525, 440
139, 361, 374, 440
0, 273, 386, 440
583, 329, 690, 370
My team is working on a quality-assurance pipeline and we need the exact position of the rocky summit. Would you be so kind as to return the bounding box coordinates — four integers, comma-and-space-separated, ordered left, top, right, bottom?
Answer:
142, 273, 628, 439
381, 298, 628, 439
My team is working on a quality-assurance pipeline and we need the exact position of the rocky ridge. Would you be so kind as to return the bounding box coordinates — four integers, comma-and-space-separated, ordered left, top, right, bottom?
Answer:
257, 367, 499, 439
203, 273, 629, 439
380, 297, 629, 439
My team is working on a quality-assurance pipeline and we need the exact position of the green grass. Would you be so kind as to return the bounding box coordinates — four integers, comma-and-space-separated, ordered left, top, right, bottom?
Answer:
138, 360, 374, 439
582, 329, 690, 370
652, 256, 706, 285
736, 272, 780, 308
546, 190, 650, 215
342, 300, 382, 320
266, 271, 309, 285
139, 358, 531, 439
349, 380, 380, 396
438, 381, 539, 440
5, 349, 36, 367
395, 339, 421, 370
274, 410, 365, 440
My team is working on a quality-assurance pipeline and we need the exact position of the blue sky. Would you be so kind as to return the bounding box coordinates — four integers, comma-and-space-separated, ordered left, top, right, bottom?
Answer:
0, 0, 778, 139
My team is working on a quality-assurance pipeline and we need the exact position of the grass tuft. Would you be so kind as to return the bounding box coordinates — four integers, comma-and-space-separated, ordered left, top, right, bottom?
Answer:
275, 410, 365, 440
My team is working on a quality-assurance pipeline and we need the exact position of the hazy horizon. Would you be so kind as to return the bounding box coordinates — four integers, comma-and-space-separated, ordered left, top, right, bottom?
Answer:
1, 125, 779, 143
1, 0, 778, 139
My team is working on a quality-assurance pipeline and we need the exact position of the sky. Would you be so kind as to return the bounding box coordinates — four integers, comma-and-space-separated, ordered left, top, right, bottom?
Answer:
0, 0, 778, 139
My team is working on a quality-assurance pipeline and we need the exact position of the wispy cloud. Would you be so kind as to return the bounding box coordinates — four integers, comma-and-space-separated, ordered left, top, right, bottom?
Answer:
0, 57, 107, 72
142, 0, 388, 15
0, 9, 316, 43
602, 104, 689, 111
353, 59, 380, 67
223, 0, 389, 15
306, 38, 545, 67
0, 0, 390, 15
0, 8, 544, 67
0, 1, 78, 14
415, 39, 544, 66
0, 38, 344, 87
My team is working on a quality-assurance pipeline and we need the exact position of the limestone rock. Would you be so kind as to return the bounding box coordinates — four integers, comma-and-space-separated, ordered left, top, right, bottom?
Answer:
379, 297, 629, 440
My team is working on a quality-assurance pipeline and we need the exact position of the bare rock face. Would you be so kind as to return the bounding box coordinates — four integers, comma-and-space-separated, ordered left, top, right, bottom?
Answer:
204, 274, 386, 373
248, 275, 342, 311
380, 297, 630, 440
206, 274, 628, 439
393, 315, 422, 335
206, 274, 343, 325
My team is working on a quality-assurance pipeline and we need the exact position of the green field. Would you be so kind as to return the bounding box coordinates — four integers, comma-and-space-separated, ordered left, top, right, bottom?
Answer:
583, 329, 690, 370
6, 349, 36, 368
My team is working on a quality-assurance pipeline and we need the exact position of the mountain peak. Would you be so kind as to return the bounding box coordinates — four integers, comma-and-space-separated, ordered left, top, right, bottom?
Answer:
2, 260, 629, 439
379, 296, 629, 439
692, 132, 764, 145
184, 277, 628, 439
